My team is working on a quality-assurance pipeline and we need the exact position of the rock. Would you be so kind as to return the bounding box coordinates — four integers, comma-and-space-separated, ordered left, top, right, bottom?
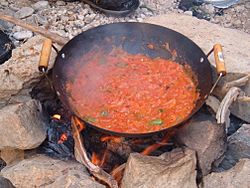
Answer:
184, 11, 193, 16
32, 1, 49, 11
0, 176, 14, 188
0, 158, 6, 171
233, 19, 242, 27
219, 124, 250, 169
245, 2, 250, 9
0, 0, 9, 7
13, 31, 33, 40
0, 36, 57, 107
202, 159, 250, 188
228, 124, 250, 159
0, 149, 24, 165
55, 1, 66, 6
1, 154, 105, 188
145, 13, 250, 122
200, 4, 215, 15
0, 99, 46, 150
14, 7, 35, 19
33, 14, 48, 25
121, 149, 197, 188
176, 112, 226, 176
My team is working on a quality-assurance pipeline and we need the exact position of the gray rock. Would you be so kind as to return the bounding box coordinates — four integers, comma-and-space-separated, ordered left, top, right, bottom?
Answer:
184, 11, 193, 16
245, 2, 250, 9
55, 0, 66, 6
32, 1, 49, 11
233, 19, 242, 27
0, 36, 57, 107
201, 4, 215, 14
121, 149, 197, 188
13, 31, 33, 40
202, 159, 250, 188
0, 176, 14, 188
33, 14, 48, 25
220, 124, 250, 169
0, 0, 9, 7
0, 158, 6, 171
1, 154, 105, 188
0, 99, 46, 150
14, 7, 35, 19
176, 112, 226, 176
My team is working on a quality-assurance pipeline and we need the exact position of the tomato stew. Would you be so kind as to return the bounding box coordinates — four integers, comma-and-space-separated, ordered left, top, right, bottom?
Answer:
66, 49, 199, 134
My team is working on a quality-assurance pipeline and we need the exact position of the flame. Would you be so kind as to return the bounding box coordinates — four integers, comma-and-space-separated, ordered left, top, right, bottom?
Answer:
58, 133, 68, 144
100, 136, 123, 143
91, 149, 109, 167
141, 131, 174, 155
52, 114, 61, 120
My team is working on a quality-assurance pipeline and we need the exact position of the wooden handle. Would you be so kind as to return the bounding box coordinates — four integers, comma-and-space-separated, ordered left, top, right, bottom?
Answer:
213, 44, 226, 76
38, 38, 52, 72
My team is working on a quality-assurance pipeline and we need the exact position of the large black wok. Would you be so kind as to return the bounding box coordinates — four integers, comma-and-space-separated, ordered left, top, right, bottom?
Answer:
52, 22, 214, 137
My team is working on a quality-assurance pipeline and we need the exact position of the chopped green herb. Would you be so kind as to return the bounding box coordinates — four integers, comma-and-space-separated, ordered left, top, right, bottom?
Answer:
159, 109, 164, 113
100, 110, 109, 117
149, 119, 163, 125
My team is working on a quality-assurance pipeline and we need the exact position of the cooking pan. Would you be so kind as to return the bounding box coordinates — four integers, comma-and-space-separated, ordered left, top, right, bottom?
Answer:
39, 22, 226, 137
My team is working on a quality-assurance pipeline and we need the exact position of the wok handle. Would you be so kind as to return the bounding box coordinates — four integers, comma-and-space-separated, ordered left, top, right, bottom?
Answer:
38, 38, 53, 73
213, 44, 226, 76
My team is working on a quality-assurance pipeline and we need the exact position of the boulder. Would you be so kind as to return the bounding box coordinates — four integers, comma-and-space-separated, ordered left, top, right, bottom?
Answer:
1, 154, 105, 188
145, 14, 250, 122
14, 7, 34, 19
121, 148, 197, 188
0, 149, 24, 165
175, 112, 226, 176
0, 176, 14, 188
202, 159, 250, 188
0, 36, 57, 108
219, 124, 250, 170
0, 99, 46, 150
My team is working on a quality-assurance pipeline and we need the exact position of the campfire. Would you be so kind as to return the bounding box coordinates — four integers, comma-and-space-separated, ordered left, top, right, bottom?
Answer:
0, 4, 250, 188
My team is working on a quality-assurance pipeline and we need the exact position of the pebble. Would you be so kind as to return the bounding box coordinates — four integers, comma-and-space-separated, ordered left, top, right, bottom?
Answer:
14, 7, 35, 19
233, 19, 242, 27
13, 31, 33, 40
201, 4, 215, 15
245, 2, 250, 9
55, 1, 66, 6
184, 11, 193, 16
0, 0, 9, 7
32, 1, 50, 11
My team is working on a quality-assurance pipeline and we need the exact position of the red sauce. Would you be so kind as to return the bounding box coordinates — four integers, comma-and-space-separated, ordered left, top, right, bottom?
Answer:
66, 49, 199, 134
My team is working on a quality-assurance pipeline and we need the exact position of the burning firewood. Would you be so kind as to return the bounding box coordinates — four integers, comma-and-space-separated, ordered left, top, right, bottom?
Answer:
71, 116, 118, 188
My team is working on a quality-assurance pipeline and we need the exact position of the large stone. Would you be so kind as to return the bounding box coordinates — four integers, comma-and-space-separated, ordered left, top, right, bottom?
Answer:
145, 14, 250, 122
0, 36, 57, 108
0, 176, 14, 188
121, 149, 197, 188
219, 124, 250, 169
176, 112, 226, 176
32, 1, 50, 11
1, 154, 105, 188
202, 159, 250, 188
228, 124, 250, 159
0, 149, 24, 165
13, 31, 33, 40
0, 99, 46, 150
14, 7, 35, 19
